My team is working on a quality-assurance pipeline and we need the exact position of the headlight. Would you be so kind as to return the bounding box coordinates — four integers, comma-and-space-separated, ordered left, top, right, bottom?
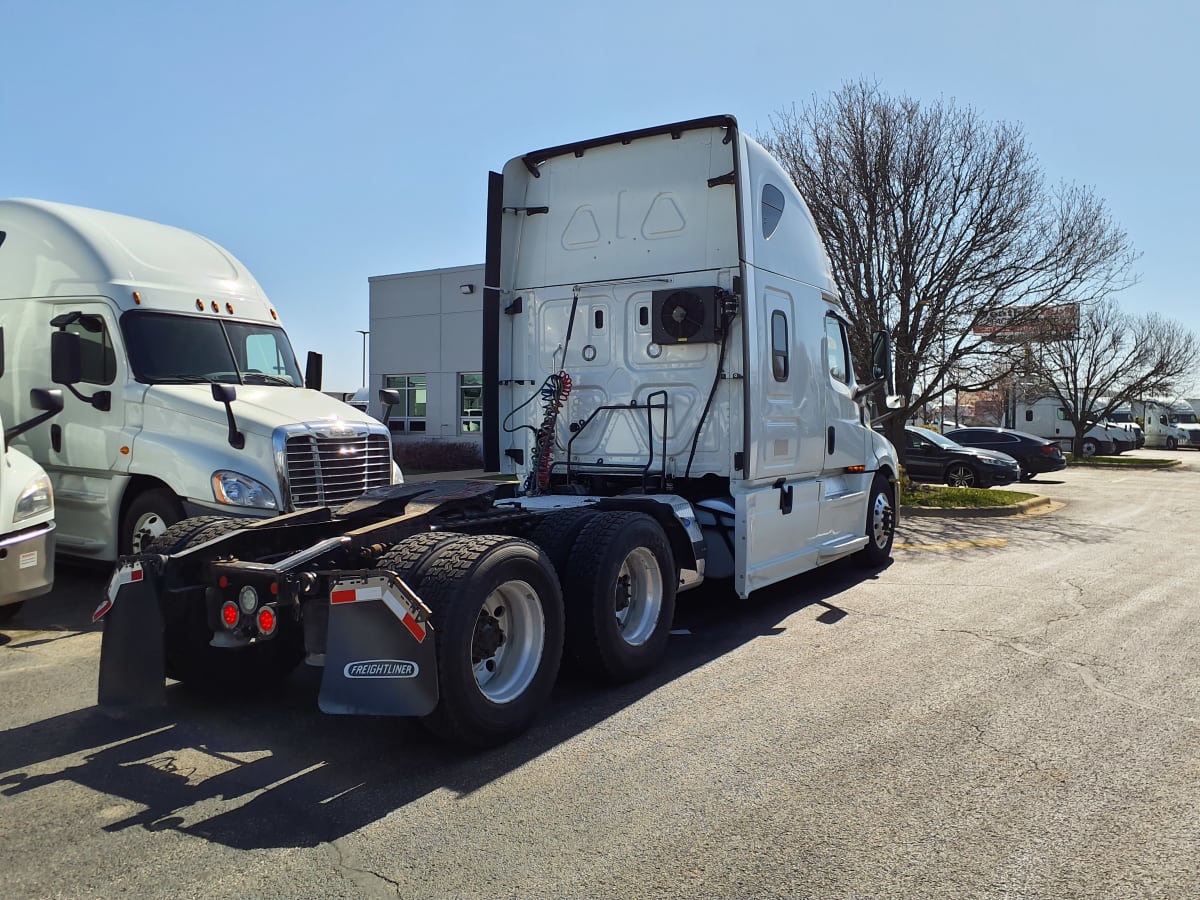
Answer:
391, 460, 404, 485
211, 471, 278, 509
14, 473, 53, 522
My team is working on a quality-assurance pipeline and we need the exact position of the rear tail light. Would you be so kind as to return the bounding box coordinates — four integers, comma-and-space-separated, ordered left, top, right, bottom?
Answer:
257, 606, 278, 636
220, 601, 240, 629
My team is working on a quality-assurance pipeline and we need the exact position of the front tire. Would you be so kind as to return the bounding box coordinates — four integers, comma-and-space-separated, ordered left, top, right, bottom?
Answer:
121, 488, 185, 555
854, 474, 895, 568
1167, 437, 1178, 451
562, 511, 676, 684
417, 536, 564, 748
945, 463, 978, 488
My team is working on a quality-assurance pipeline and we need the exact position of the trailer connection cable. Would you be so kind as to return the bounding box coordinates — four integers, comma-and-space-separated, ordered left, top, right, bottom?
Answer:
524, 371, 573, 495
684, 292, 737, 479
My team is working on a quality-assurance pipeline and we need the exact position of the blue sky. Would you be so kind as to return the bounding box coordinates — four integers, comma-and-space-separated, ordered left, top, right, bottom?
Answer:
2, 0, 1197, 393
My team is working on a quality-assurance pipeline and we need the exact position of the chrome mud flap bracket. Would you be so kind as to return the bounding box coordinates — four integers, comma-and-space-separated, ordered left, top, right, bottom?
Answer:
318, 573, 438, 717
95, 557, 166, 709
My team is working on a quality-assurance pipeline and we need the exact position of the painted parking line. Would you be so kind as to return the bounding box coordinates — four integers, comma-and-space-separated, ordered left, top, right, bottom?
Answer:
896, 538, 1009, 551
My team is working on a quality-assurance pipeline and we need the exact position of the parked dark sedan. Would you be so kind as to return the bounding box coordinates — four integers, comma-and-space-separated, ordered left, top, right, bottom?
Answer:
902, 426, 1021, 488
944, 426, 1067, 482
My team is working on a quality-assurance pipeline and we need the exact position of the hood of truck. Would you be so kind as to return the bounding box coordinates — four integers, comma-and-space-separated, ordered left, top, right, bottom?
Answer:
139, 384, 381, 435
1, 443, 54, 533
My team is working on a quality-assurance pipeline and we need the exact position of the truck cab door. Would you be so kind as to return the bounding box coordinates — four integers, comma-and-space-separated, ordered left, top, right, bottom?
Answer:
30, 302, 132, 556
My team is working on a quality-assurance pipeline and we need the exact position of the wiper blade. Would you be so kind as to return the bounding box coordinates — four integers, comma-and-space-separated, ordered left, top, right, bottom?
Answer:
152, 374, 219, 384
241, 372, 297, 386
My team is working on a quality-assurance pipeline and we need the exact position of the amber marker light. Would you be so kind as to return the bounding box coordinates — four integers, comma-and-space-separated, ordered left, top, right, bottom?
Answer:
211, 301, 219, 312
270, 309, 278, 320
846, 465, 866, 473
196, 299, 204, 310
120, 446, 130, 455
132, 291, 142, 304
226, 302, 234, 314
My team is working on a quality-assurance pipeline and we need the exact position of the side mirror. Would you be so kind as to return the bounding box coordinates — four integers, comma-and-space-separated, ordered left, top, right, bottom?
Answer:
305, 351, 323, 391
211, 383, 244, 449
870, 330, 896, 397
51, 330, 83, 386
378, 388, 400, 426
31, 387, 64, 414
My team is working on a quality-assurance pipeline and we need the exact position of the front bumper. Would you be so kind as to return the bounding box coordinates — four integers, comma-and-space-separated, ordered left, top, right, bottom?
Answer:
0, 521, 56, 606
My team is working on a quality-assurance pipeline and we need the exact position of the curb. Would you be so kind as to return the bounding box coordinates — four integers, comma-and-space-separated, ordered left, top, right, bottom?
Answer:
901, 495, 1055, 518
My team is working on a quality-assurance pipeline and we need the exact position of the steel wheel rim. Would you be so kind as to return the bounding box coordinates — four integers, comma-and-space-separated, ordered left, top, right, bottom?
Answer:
472, 579, 544, 704
870, 490, 894, 549
131, 510, 170, 553
613, 547, 663, 647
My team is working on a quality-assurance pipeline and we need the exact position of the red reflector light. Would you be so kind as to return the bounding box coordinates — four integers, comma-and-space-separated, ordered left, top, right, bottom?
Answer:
257, 607, 277, 636
218, 575, 229, 588
270, 581, 279, 596
220, 601, 240, 628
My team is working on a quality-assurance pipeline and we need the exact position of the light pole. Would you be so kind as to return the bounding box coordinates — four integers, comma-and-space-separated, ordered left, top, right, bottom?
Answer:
355, 329, 369, 389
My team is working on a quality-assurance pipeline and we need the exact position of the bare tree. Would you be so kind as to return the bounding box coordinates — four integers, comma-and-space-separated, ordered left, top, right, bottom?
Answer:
1023, 299, 1200, 454
761, 81, 1138, 454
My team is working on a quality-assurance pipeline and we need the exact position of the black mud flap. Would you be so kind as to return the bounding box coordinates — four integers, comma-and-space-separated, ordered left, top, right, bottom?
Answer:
319, 573, 438, 717
95, 558, 166, 709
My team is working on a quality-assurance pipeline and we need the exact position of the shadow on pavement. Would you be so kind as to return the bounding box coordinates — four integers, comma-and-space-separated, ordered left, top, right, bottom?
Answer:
0, 559, 877, 850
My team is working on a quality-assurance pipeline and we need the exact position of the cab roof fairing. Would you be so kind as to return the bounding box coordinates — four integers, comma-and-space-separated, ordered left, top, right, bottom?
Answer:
0, 199, 270, 309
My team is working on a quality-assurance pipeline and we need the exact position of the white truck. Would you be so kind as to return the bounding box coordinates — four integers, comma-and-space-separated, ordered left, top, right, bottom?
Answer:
1130, 399, 1188, 450
1013, 397, 1125, 456
0, 199, 399, 562
96, 116, 900, 747
0, 323, 77, 621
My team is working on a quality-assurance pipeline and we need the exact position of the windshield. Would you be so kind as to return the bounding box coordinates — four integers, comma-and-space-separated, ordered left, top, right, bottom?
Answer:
1171, 411, 1197, 424
122, 311, 303, 386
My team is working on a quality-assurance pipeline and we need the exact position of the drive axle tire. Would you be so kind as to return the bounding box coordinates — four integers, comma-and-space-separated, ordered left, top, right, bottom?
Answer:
854, 474, 896, 569
562, 511, 676, 684
1081, 438, 1099, 458
417, 535, 564, 748
523, 507, 597, 574
376, 532, 468, 585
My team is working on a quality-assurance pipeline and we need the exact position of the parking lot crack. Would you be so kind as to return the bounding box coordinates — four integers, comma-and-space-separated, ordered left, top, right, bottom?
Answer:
324, 839, 402, 897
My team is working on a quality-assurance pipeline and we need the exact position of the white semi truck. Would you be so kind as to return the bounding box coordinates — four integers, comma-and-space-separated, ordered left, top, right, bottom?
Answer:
1130, 399, 1191, 450
96, 116, 900, 747
1013, 397, 1127, 456
0, 200, 399, 562
0, 323, 78, 621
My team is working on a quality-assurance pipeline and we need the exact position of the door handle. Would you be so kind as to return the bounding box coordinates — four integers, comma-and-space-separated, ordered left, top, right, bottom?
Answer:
827, 426, 835, 455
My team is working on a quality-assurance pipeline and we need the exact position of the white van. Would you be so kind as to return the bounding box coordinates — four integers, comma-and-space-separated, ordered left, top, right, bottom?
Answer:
0, 199, 399, 561
0, 324, 72, 620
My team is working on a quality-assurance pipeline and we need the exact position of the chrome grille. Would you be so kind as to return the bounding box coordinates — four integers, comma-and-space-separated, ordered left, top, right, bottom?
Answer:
284, 431, 392, 508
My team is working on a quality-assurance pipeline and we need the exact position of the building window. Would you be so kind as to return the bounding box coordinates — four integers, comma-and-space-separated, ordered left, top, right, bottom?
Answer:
459, 372, 483, 433
382, 374, 426, 433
